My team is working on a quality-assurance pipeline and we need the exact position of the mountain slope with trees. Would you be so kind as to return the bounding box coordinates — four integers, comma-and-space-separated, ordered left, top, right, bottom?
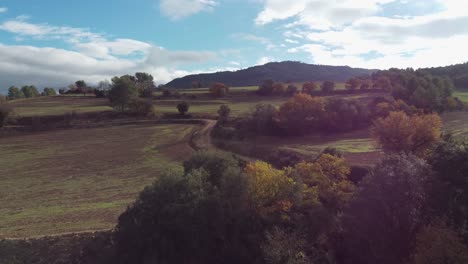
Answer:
165, 61, 376, 88
420, 62, 468, 89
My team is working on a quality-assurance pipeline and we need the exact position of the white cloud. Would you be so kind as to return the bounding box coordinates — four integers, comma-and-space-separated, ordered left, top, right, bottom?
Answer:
232, 33, 277, 50
257, 0, 468, 69
256, 56, 274, 65
159, 0, 218, 20
0, 19, 219, 91
0, 7, 7, 13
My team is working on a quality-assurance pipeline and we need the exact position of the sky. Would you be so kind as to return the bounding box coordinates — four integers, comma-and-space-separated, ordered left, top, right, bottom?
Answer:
0, 0, 467, 91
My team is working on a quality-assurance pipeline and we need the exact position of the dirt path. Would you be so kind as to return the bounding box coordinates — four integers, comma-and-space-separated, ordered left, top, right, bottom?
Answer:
190, 119, 217, 150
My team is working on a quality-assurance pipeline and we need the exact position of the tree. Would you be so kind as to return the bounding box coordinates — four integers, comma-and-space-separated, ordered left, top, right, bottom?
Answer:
278, 94, 326, 135
114, 151, 262, 264
21, 85, 39, 98
345, 78, 361, 91
42, 88, 57, 96
428, 138, 468, 241
410, 221, 468, 264
177, 101, 189, 115
245, 161, 294, 217
258, 80, 274, 96
302, 82, 318, 94
209, 82, 229, 97
8, 86, 24, 100
321, 81, 335, 93
75, 80, 88, 96
217, 104, 231, 124
135, 73, 155, 98
108, 75, 138, 112
371, 111, 442, 156
249, 103, 278, 135
338, 154, 431, 264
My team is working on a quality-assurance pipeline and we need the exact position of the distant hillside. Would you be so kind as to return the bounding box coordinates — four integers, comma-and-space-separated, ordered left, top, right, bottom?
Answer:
420, 62, 468, 89
165, 61, 376, 88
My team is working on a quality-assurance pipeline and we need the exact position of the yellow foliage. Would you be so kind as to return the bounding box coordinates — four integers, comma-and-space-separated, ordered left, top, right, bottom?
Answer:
245, 161, 294, 214
287, 156, 355, 210
371, 111, 442, 156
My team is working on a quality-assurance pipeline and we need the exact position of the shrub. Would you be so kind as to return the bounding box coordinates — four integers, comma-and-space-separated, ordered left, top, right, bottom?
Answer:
217, 104, 231, 124
128, 98, 153, 115
0, 96, 13, 127
177, 101, 189, 115
148, 105, 163, 120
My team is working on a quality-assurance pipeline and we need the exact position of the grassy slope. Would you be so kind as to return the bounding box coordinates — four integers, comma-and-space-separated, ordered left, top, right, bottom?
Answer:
0, 123, 197, 238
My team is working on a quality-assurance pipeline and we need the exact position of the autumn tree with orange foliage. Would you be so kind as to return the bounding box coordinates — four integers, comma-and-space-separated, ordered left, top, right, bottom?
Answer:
278, 93, 326, 135
371, 111, 442, 156
302, 81, 318, 94
209, 82, 229, 97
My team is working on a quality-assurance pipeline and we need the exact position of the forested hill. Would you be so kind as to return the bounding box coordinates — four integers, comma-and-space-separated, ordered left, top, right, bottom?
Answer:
420, 62, 468, 89
165, 61, 376, 88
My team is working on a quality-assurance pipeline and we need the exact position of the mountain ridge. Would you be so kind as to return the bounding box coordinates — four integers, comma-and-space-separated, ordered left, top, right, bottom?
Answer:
165, 61, 376, 88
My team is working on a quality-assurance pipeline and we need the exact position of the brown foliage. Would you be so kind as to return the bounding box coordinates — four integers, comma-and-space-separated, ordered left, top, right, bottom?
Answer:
209, 82, 229, 97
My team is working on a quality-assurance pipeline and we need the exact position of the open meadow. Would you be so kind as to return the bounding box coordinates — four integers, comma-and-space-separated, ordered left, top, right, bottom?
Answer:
0, 123, 198, 238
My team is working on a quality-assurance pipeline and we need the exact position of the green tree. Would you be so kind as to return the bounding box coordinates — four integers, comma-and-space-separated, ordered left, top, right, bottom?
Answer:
429, 138, 468, 241
338, 154, 431, 264
135, 72, 155, 98
345, 77, 361, 91
7, 86, 24, 100
21, 85, 39, 98
108, 75, 138, 112
42, 88, 57, 96
321, 81, 335, 93
177, 101, 189, 115
75, 80, 88, 96
278, 94, 326, 135
114, 151, 262, 264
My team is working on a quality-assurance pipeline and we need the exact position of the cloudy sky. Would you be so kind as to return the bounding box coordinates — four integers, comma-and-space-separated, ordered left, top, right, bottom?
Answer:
0, 0, 467, 91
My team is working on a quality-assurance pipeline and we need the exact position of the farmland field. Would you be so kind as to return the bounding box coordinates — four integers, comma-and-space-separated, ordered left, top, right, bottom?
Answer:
0, 123, 198, 238
11, 96, 112, 117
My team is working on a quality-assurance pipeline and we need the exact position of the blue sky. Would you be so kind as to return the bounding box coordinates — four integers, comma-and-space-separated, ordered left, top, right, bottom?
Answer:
0, 0, 467, 90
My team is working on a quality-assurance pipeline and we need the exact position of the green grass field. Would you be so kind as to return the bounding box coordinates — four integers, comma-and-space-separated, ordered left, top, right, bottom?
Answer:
11, 96, 112, 117
0, 123, 197, 238
454, 90, 468, 103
